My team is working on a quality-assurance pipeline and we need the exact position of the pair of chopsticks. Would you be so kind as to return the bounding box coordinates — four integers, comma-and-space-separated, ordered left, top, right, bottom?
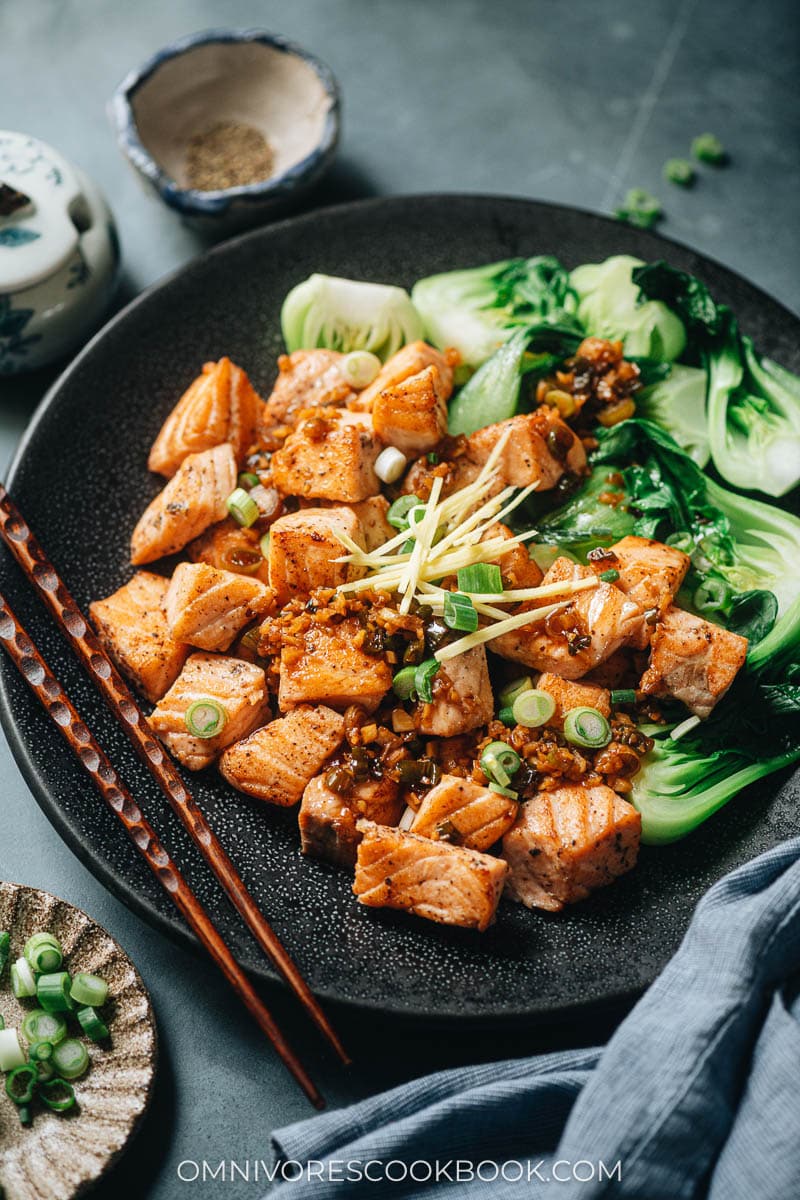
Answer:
0, 484, 349, 1108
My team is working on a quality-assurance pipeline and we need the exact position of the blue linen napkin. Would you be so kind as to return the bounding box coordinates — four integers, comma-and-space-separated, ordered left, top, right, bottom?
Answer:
269, 837, 800, 1198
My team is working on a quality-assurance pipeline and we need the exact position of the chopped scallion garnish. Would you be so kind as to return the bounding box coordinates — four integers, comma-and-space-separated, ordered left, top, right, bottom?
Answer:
237, 471, 260, 489
0, 1028, 26, 1072
498, 676, 534, 709
40, 1076, 76, 1112
456, 563, 503, 594
611, 689, 637, 705
11, 957, 37, 999
391, 665, 418, 701
512, 689, 556, 728
51, 1038, 89, 1081
0, 931, 9, 979
226, 487, 259, 528
694, 578, 732, 616
599, 568, 620, 583
340, 350, 382, 388
70, 972, 109, 1009
443, 591, 478, 633
563, 707, 612, 749
184, 698, 227, 739
28, 1040, 54, 1063
387, 494, 421, 531
36, 971, 73, 1013
498, 705, 516, 727
414, 658, 440, 703
76, 1006, 109, 1042
488, 781, 518, 800
21, 1009, 67, 1046
24, 932, 63, 975
5, 1064, 37, 1105
480, 740, 521, 788
374, 446, 408, 484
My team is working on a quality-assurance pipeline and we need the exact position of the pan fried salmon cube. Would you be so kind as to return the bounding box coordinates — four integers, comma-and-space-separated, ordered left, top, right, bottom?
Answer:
90, 572, 189, 703
534, 672, 611, 730
466, 410, 586, 492
348, 496, 393, 552
371, 364, 449, 456
410, 774, 518, 852
491, 557, 644, 680
131, 443, 237, 565
502, 785, 641, 912
414, 646, 493, 736
187, 518, 270, 584
354, 820, 508, 931
268, 507, 365, 605
262, 350, 355, 429
164, 562, 273, 652
350, 341, 455, 412
271, 409, 382, 502
148, 358, 264, 477
639, 605, 748, 718
149, 652, 269, 771
299, 773, 403, 867
279, 617, 393, 712
589, 536, 691, 649
219, 704, 345, 806
483, 522, 544, 590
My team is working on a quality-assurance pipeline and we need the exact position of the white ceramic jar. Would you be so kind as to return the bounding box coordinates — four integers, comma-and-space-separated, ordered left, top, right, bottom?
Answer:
0, 131, 119, 375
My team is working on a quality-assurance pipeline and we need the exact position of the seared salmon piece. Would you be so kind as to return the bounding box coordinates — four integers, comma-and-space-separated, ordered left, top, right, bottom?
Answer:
465, 410, 586, 492
639, 605, 748, 718
261, 350, 355, 429
350, 341, 455, 413
348, 495, 393, 552
582, 648, 639, 690
483, 522, 544, 590
149, 652, 269, 771
414, 646, 493, 736
491, 557, 644, 680
268, 507, 365, 605
148, 358, 264, 477
371, 364, 449, 456
165, 562, 273, 652
187, 518, 270, 584
534, 672, 611, 730
219, 704, 345, 806
131, 443, 237, 565
354, 820, 508, 931
271, 408, 382, 502
90, 571, 188, 703
589, 536, 691, 649
299, 773, 403, 867
279, 617, 393, 713
502, 785, 641, 911
410, 774, 518, 851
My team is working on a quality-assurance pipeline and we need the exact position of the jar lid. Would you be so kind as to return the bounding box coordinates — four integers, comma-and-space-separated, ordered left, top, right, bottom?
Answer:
0, 131, 83, 292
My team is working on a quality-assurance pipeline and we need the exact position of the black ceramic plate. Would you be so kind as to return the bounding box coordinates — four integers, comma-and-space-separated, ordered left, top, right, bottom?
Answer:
1, 196, 798, 1022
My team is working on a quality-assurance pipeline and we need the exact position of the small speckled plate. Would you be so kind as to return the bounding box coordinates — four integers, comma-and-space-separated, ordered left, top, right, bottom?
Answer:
0, 196, 798, 1023
0, 883, 156, 1200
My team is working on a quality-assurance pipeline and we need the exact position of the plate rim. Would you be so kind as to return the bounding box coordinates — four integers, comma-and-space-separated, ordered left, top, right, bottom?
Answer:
1, 192, 798, 1023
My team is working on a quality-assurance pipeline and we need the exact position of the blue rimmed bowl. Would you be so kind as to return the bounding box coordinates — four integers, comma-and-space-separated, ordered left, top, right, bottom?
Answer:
110, 28, 340, 233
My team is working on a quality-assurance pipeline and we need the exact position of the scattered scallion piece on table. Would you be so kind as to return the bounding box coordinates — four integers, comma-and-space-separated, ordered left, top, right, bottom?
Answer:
69, 972, 109, 1009
184, 698, 227, 739
24, 932, 63, 975
563, 706, 612, 749
36, 971, 73, 1013
11, 958, 37, 1000
663, 158, 696, 187
512, 688, 556, 728
443, 591, 478, 633
614, 188, 662, 230
226, 487, 259, 528
691, 133, 727, 164
51, 1038, 89, 1081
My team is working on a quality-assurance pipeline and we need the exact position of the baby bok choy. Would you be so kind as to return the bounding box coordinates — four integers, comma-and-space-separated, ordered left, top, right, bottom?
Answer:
569, 255, 687, 361
633, 261, 800, 496
281, 274, 423, 360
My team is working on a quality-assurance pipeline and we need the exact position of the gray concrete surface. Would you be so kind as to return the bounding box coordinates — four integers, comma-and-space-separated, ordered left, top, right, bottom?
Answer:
0, 1, 797, 1195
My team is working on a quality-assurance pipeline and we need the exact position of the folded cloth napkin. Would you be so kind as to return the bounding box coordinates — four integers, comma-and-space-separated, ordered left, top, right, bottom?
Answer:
270, 837, 800, 1199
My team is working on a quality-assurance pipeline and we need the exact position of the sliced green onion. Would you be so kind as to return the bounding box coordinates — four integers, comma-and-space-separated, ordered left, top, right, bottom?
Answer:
456, 563, 503, 594
184, 698, 227, 739
0, 1028, 26, 1072
36, 971, 73, 1013
691, 133, 726, 165
28, 1040, 54, 1063
0, 931, 9, 978
611, 688, 637, 705
259, 531, 271, 559
237, 471, 260, 489
21, 1009, 67, 1046
480, 740, 522, 788
374, 446, 408, 484
76, 1006, 109, 1043
340, 350, 382, 389
498, 676, 534, 709
387, 494, 421, 530
5, 1064, 37, 1105
663, 157, 695, 187
391, 665, 418, 701
443, 592, 478, 633
51, 1038, 89, 1081
512, 688, 556, 728
414, 658, 440, 703
40, 1076, 76, 1112
226, 487, 259, 528
488, 781, 518, 800
599, 568, 620, 583
694, 578, 732, 616
563, 706, 612, 749
35, 1060, 56, 1083
11, 957, 37, 999
427, 451, 440, 465
69, 972, 109, 1009
670, 714, 702, 742
17, 1103, 32, 1126
24, 932, 63, 975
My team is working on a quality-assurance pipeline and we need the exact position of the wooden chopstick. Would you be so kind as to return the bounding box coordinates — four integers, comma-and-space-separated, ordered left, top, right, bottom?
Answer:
0, 589, 324, 1108
0, 485, 350, 1068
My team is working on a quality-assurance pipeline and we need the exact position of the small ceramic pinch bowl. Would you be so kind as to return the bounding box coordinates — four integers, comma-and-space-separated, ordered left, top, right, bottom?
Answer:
111, 28, 341, 233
